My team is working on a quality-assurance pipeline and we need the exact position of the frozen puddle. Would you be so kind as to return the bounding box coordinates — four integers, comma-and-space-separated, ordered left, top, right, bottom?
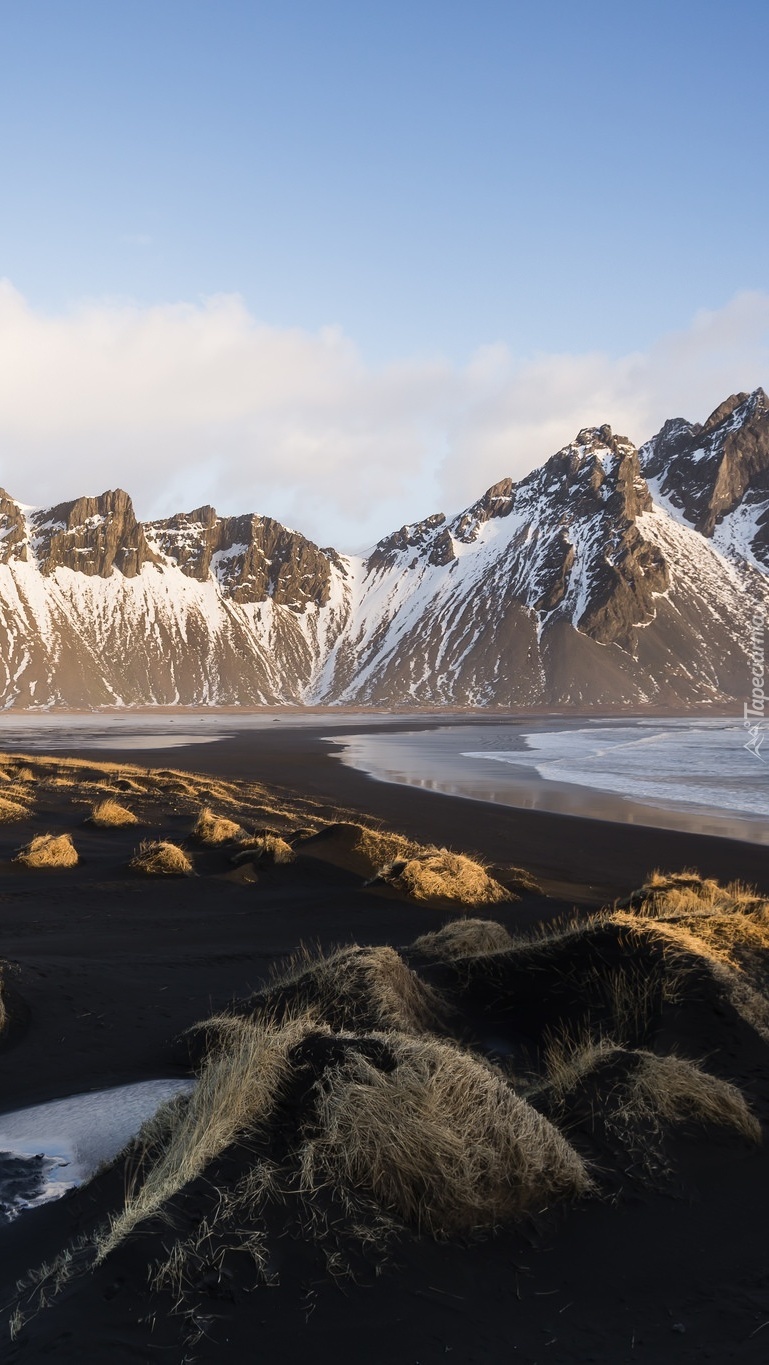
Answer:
0, 1078, 194, 1222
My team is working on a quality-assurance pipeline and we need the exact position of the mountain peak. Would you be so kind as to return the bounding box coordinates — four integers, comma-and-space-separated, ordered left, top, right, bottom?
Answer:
640, 385, 769, 550
29, 488, 161, 578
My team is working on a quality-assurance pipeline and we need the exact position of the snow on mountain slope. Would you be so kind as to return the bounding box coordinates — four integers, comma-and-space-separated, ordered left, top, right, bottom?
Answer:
0, 389, 766, 709
313, 421, 766, 707
0, 493, 353, 706
641, 388, 769, 568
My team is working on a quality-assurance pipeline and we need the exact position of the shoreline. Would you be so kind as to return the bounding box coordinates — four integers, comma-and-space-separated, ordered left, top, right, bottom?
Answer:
325, 718, 769, 846
37, 720, 769, 901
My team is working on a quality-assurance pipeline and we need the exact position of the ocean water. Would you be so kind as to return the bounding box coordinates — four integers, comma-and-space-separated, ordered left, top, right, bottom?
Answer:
330, 717, 769, 843
464, 720, 769, 820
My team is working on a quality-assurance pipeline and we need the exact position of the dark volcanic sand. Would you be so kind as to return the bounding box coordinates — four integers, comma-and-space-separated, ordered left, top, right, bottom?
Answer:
0, 722, 768, 1363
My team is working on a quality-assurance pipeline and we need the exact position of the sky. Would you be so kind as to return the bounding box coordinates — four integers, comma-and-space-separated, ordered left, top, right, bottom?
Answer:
0, 0, 768, 550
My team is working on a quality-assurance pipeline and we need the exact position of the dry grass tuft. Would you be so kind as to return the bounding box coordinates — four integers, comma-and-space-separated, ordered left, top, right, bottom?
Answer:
89, 798, 138, 828
625, 1052, 761, 1144
97, 1010, 316, 1260
8, 766, 35, 784
97, 1008, 589, 1265
234, 832, 295, 864
192, 807, 243, 846
266, 943, 449, 1036
129, 840, 194, 877
541, 1030, 761, 1152
611, 870, 769, 1040
301, 1032, 591, 1235
14, 833, 78, 869
0, 795, 31, 823
380, 848, 511, 906
412, 918, 515, 959
628, 869, 766, 919
541, 1031, 623, 1103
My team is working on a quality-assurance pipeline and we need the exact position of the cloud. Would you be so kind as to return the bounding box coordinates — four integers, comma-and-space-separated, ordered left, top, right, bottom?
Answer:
0, 281, 766, 550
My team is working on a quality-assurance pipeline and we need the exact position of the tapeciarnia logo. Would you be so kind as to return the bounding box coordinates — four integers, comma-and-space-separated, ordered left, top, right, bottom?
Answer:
744, 607, 767, 761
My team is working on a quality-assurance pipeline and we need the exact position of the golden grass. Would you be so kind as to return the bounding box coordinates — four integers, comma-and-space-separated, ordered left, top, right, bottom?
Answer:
89, 798, 138, 828
234, 832, 295, 864
381, 848, 511, 905
541, 1028, 761, 1148
267, 943, 449, 1035
96, 1008, 589, 1265
14, 833, 78, 869
129, 840, 194, 877
626, 1051, 761, 1144
0, 795, 31, 823
541, 1031, 622, 1103
8, 765, 35, 784
351, 824, 513, 904
307, 825, 521, 905
0, 750, 322, 837
192, 807, 243, 845
611, 873, 769, 1040
412, 918, 515, 959
301, 1031, 591, 1235
630, 870, 766, 919
97, 1010, 315, 1260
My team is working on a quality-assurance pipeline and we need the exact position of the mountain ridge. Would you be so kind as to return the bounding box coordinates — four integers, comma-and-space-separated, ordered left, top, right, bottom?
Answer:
0, 388, 766, 708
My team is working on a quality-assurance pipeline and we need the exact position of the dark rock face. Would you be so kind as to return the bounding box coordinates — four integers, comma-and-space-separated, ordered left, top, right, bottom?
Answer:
145, 510, 339, 610
511, 427, 667, 649
0, 490, 29, 564
641, 388, 769, 555
30, 490, 161, 578
368, 514, 448, 572
452, 478, 515, 544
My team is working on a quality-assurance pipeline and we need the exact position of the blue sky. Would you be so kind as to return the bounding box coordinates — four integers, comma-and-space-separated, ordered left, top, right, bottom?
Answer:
0, 0, 768, 546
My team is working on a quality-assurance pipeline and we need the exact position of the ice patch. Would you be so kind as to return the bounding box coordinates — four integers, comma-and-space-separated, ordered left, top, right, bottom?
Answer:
0, 1078, 194, 1220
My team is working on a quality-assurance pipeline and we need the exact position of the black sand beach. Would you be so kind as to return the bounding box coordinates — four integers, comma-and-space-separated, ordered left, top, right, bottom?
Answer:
1, 720, 768, 1363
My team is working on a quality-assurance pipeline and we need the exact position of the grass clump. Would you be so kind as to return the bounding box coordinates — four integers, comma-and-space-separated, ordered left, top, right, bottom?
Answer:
130, 840, 194, 878
613, 873, 769, 1040
89, 798, 138, 828
625, 1051, 761, 1144
97, 1010, 313, 1261
412, 918, 515, 959
259, 943, 449, 1036
98, 1010, 589, 1265
379, 848, 511, 906
301, 1032, 591, 1236
0, 795, 31, 823
192, 807, 243, 846
14, 833, 78, 869
234, 832, 295, 864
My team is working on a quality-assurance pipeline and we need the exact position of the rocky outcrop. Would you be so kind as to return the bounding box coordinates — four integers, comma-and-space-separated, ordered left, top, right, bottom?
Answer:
0, 490, 29, 564
145, 510, 342, 610
641, 388, 769, 561
30, 489, 161, 578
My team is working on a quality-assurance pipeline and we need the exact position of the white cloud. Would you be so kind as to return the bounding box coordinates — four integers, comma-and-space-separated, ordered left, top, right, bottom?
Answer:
0, 280, 766, 551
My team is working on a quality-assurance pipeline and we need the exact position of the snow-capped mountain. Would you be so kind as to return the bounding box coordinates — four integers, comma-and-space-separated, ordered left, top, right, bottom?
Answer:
0, 389, 766, 709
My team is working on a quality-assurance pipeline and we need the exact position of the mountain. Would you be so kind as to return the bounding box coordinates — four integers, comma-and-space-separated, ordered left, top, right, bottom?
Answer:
639, 387, 769, 568
0, 389, 766, 709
